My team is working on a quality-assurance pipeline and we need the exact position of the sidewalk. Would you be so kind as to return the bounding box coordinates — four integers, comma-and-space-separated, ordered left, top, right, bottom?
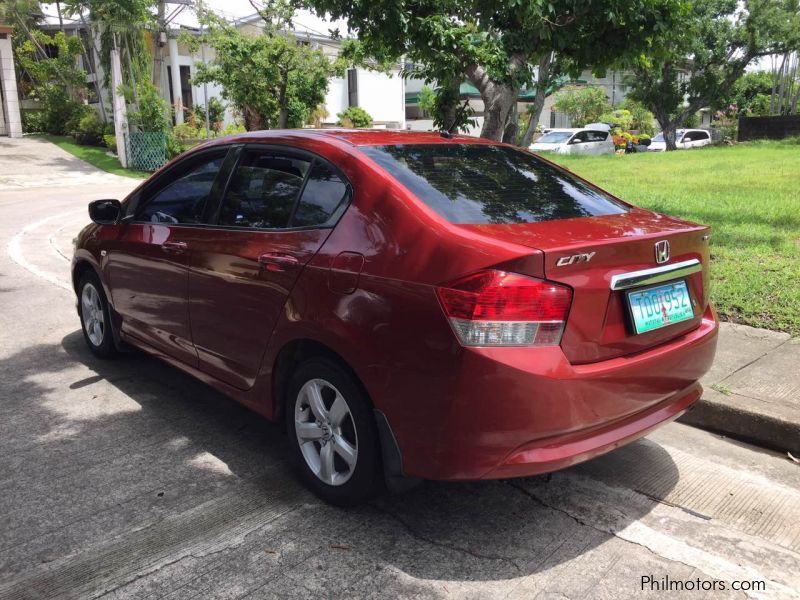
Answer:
679, 322, 800, 454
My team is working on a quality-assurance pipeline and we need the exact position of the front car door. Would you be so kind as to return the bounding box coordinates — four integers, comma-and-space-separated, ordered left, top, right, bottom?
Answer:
566, 131, 589, 154
188, 145, 351, 390
106, 148, 231, 366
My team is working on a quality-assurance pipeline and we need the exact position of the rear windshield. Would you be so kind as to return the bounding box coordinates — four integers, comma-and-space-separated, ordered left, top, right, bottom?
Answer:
360, 143, 628, 225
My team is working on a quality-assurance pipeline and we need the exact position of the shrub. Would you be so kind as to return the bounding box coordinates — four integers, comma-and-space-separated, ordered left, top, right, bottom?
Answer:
191, 97, 226, 132
28, 84, 86, 135
128, 82, 169, 133
219, 122, 246, 137
620, 97, 656, 135
598, 109, 634, 132
22, 110, 47, 134
72, 111, 107, 146
336, 106, 373, 128
103, 134, 117, 153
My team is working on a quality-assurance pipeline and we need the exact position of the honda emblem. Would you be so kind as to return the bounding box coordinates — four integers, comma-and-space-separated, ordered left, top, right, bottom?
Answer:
655, 240, 670, 264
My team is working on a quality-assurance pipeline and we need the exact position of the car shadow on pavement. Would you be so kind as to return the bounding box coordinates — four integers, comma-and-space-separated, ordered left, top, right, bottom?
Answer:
1, 329, 681, 592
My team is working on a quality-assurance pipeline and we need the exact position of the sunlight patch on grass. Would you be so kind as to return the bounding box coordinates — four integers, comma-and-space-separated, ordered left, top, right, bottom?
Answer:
549, 141, 800, 335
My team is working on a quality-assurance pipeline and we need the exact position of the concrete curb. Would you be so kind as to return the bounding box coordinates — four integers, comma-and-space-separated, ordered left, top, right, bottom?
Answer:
679, 389, 800, 455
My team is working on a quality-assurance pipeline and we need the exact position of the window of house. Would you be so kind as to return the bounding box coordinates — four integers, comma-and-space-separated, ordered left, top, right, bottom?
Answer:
347, 69, 358, 107
179, 65, 193, 110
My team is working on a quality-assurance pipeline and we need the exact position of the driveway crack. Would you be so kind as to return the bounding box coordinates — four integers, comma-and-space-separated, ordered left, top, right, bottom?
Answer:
369, 503, 522, 572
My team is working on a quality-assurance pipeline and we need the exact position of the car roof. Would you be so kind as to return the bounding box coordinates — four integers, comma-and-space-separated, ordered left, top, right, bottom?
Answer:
212, 128, 491, 147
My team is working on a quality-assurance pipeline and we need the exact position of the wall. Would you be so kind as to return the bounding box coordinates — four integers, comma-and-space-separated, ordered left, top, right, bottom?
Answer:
354, 68, 405, 127
738, 115, 800, 141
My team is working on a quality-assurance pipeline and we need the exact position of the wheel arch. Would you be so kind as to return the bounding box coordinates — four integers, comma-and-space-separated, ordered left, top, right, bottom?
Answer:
271, 338, 373, 424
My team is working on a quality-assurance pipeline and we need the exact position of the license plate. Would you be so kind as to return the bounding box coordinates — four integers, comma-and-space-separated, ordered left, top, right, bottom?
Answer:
627, 280, 694, 334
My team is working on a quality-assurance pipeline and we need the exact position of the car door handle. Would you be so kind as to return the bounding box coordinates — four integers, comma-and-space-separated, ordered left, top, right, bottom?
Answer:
161, 241, 188, 254
258, 253, 300, 272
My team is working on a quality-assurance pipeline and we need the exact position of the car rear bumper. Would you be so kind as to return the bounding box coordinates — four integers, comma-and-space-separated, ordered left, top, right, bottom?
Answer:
396, 305, 718, 481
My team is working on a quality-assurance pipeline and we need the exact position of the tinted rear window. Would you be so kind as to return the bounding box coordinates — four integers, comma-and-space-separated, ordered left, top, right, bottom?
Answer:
360, 144, 627, 225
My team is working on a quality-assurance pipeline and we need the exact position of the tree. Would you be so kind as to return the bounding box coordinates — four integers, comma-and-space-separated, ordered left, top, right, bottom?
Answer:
15, 30, 88, 134
190, 6, 341, 130
626, 0, 797, 150
301, 0, 683, 141
716, 71, 773, 116
553, 86, 611, 127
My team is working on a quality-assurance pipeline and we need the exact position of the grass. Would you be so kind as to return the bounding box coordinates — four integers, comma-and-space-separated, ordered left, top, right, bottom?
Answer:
36, 135, 148, 179
549, 140, 800, 335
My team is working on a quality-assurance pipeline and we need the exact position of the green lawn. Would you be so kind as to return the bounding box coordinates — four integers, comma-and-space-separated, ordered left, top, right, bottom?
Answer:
549, 140, 800, 335
36, 135, 148, 179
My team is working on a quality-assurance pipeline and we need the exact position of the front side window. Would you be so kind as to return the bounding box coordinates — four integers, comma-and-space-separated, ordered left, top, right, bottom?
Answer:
219, 153, 310, 229
570, 132, 588, 144
586, 131, 608, 142
137, 154, 225, 224
360, 143, 628, 225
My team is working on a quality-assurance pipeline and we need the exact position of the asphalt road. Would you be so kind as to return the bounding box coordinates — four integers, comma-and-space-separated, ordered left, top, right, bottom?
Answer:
1, 138, 799, 599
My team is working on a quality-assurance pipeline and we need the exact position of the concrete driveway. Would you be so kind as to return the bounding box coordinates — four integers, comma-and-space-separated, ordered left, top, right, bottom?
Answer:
1, 137, 799, 599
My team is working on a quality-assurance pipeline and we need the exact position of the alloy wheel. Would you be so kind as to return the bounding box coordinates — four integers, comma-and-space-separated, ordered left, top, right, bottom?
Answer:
81, 283, 105, 347
294, 378, 358, 486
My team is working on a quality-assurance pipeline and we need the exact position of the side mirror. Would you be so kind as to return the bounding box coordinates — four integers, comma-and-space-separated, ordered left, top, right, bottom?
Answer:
568, 138, 582, 145
88, 199, 122, 225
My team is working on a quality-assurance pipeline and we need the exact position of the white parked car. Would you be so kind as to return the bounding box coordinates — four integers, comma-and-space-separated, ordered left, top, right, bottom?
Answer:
529, 128, 615, 155
649, 129, 712, 151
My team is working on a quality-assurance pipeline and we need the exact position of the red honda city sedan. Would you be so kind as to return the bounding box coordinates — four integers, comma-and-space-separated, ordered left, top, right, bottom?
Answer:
72, 130, 718, 505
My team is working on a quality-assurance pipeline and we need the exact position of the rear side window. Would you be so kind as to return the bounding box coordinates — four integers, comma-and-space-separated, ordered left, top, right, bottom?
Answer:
291, 161, 349, 227
137, 154, 225, 224
220, 153, 309, 229
360, 144, 627, 225
586, 131, 608, 142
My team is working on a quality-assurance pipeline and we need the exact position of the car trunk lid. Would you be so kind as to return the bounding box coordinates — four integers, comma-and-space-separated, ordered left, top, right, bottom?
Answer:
459, 209, 711, 363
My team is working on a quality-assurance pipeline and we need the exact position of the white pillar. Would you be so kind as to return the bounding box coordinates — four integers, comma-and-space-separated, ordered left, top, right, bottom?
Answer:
0, 31, 23, 138
168, 37, 183, 124
110, 47, 128, 167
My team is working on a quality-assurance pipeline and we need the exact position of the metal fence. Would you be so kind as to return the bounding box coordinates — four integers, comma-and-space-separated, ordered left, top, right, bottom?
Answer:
125, 132, 167, 172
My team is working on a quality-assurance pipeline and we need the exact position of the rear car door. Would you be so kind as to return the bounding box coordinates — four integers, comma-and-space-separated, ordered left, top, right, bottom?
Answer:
585, 130, 609, 154
107, 148, 230, 366
188, 146, 351, 390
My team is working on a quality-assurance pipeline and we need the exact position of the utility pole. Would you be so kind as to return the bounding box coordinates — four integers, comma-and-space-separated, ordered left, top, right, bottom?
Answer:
152, 0, 166, 86
199, 22, 210, 137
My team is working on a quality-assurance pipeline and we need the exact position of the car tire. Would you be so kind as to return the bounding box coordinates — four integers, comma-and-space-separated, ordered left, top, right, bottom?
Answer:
78, 271, 117, 359
286, 357, 381, 506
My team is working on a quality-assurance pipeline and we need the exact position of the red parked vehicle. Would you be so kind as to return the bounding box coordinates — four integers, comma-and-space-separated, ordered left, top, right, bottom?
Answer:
72, 130, 718, 505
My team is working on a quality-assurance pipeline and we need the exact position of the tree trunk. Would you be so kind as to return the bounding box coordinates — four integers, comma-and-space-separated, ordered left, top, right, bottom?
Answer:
661, 119, 678, 151
520, 54, 554, 148
440, 78, 461, 133
502, 102, 518, 143
243, 105, 263, 131
467, 62, 521, 141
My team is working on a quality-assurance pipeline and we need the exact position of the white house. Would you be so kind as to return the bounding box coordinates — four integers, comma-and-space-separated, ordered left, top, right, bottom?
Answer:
24, 8, 406, 132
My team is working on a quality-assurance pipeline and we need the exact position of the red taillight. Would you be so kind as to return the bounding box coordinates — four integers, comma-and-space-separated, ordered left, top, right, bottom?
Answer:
436, 270, 572, 346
